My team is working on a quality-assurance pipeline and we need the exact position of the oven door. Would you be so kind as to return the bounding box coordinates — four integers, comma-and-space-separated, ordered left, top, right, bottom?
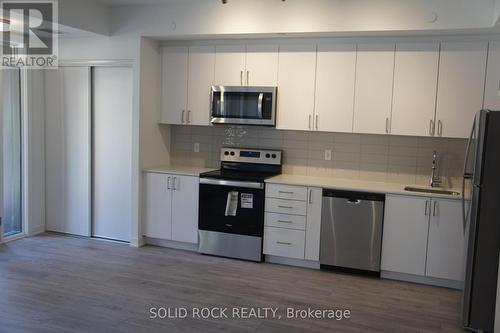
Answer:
210, 86, 276, 126
198, 178, 265, 237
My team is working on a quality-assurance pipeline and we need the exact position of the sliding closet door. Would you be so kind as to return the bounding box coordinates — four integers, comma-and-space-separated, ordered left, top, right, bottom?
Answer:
92, 67, 133, 242
45, 67, 91, 236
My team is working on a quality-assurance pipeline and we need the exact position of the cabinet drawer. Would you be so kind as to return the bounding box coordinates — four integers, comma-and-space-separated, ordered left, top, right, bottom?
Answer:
265, 198, 307, 216
263, 226, 305, 259
265, 212, 306, 230
266, 184, 308, 201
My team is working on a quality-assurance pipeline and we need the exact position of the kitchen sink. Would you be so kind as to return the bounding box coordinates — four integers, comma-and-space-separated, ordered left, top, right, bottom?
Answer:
404, 186, 461, 196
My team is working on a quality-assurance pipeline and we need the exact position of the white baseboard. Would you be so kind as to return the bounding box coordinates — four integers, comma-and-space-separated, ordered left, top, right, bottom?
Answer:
144, 237, 198, 252
381, 270, 464, 290
265, 255, 320, 269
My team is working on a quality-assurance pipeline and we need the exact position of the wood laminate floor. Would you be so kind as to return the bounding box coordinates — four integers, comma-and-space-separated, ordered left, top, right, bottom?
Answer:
0, 233, 464, 332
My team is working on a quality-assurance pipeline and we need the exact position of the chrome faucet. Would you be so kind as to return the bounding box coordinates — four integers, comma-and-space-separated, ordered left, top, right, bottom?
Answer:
430, 151, 441, 188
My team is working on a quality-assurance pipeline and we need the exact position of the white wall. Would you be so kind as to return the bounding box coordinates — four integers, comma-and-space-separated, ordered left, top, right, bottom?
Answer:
58, 0, 110, 35
110, 0, 498, 37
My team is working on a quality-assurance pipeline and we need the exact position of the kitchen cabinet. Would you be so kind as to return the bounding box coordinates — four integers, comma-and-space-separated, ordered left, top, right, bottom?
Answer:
305, 187, 322, 261
484, 41, 500, 110
215, 45, 246, 86
391, 43, 440, 137
160, 45, 214, 126
314, 43, 356, 133
276, 44, 317, 131
381, 195, 429, 276
435, 42, 488, 138
187, 45, 215, 126
214, 44, 279, 86
161, 46, 188, 125
353, 43, 395, 135
426, 198, 466, 281
263, 184, 322, 261
143, 172, 199, 244
245, 45, 279, 86
382, 195, 466, 281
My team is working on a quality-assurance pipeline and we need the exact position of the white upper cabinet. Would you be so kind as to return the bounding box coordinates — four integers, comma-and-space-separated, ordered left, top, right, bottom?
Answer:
436, 41, 488, 138
161, 46, 188, 125
484, 41, 500, 110
277, 44, 317, 131
353, 43, 396, 135
426, 199, 466, 281
314, 43, 356, 133
391, 43, 440, 137
245, 45, 279, 86
214, 45, 247, 86
187, 45, 215, 126
381, 195, 430, 276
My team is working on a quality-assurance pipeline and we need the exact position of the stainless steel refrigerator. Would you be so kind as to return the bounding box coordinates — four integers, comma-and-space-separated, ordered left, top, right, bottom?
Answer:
462, 109, 500, 332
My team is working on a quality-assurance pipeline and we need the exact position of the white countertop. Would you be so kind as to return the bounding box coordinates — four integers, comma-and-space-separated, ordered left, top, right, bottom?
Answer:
265, 174, 463, 200
143, 165, 215, 177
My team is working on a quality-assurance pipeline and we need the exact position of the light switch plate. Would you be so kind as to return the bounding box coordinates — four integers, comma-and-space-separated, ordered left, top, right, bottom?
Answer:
324, 149, 332, 161
194, 142, 200, 153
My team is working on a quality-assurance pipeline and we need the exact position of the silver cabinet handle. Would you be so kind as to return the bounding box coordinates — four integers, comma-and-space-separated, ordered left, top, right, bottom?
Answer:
437, 120, 443, 136
433, 201, 438, 217
173, 177, 177, 191
424, 200, 429, 216
309, 115, 312, 129
315, 115, 319, 130
385, 117, 390, 134
246, 70, 249, 86
181, 110, 185, 123
278, 190, 294, 194
240, 70, 244, 86
167, 176, 171, 190
429, 119, 435, 136
278, 205, 293, 209
309, 189, 313, 204
187, 110, 191, 124
277, 220, 293, 224
276, 241, 292, 246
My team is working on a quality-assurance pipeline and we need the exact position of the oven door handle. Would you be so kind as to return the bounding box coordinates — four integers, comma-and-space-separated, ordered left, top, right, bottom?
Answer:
200, 178, 264, 189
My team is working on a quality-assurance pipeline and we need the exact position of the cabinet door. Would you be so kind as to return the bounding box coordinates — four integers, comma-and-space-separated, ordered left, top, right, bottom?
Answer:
381, 195, 430, 276
314, 43, 356, 133
214, 45, 246, 86
391, 43, 439, 137
436, 42, 488, 138
276, 44, 317, 131
245, 44, 279, 86
305, 187, 322, 261
144, 173, 172, 240
353, 43, 395, 135
187, 45, 215, 126
484, 41, 500, 110
161, 46, 188, 125
171, 175, 199, 244
426, 199, 466, 281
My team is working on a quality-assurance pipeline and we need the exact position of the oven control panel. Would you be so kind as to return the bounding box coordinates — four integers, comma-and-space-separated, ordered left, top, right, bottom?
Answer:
220, 148, 282, 165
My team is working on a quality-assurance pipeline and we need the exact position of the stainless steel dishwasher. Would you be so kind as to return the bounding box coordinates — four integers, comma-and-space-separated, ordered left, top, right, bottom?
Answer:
320, 189, 385, 275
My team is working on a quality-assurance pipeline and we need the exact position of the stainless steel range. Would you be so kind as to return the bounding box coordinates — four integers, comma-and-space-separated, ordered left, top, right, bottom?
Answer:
198, 148, 282, 262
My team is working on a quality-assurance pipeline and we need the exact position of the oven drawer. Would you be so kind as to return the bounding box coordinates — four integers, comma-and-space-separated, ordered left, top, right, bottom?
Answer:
265, 212, 306, 230
265, 198, 307, 216
266, 184, 308, 201
263, 226, 305, 259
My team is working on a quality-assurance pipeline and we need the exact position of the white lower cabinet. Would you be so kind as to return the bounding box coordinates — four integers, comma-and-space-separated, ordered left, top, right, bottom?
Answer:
143, 172, 199, 244
381, 195, 465, 282
263, 184, 322, 261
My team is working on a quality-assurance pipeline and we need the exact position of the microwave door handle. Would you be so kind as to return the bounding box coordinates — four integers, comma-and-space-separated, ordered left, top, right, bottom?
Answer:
257, 93, 263, 119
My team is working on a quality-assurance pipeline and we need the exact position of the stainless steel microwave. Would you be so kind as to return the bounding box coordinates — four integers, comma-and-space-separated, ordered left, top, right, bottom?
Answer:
210, 86, 277, 126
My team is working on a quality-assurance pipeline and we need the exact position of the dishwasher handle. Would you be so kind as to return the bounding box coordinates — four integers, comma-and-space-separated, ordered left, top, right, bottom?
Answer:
322, 189, 385, 202
346, 199, 362, 204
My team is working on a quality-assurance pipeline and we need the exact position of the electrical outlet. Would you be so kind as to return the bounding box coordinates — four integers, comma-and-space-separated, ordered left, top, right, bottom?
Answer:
324, 149, 332, 161
194, 142, 200, 153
